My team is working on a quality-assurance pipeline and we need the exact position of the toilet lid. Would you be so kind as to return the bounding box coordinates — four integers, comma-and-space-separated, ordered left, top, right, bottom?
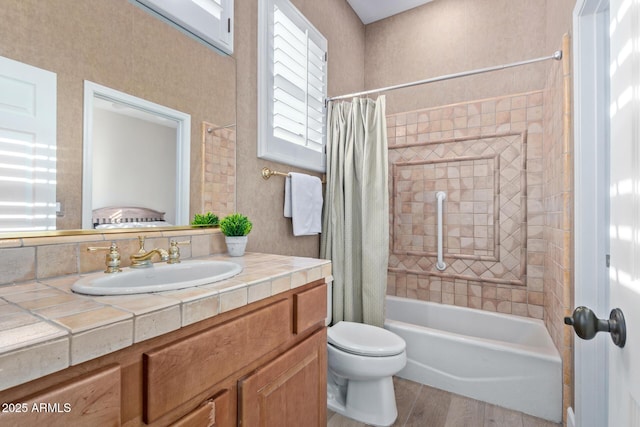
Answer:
328, 321, 406, 357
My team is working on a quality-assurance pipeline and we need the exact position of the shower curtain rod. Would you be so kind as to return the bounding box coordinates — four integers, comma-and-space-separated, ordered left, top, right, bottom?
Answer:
327, 50, 563, 102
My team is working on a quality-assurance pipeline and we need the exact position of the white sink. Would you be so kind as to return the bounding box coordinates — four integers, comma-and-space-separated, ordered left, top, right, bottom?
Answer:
72, 260, 243, 296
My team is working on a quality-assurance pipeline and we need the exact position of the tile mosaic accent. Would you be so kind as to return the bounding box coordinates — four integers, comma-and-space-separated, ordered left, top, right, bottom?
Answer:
391, 132, 526, 286
387, 90, 545, 320
201, 122, 236, 217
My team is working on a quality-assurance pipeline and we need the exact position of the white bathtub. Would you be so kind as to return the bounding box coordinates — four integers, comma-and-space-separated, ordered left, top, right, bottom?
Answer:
384, 296, 562, 422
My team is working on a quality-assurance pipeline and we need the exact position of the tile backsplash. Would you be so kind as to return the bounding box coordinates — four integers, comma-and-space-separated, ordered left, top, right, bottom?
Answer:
0, 229, 226, 286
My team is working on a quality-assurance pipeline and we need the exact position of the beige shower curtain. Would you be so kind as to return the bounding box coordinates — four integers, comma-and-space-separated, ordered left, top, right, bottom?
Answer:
321, 96, 389, 327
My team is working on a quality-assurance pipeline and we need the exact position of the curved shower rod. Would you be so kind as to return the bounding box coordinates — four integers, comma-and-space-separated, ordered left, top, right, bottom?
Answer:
327, 50, 563, 102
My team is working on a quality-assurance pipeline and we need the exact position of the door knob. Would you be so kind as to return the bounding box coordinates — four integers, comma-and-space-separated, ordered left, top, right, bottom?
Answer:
564, 306, 626, 348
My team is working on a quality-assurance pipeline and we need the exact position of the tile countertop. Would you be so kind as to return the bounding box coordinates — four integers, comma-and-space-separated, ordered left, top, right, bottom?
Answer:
0, 252, 332, 392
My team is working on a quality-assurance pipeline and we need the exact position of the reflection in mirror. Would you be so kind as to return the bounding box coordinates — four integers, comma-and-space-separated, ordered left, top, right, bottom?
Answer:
0, 56, 57, 233
0, 0, 236, 239
82, 82, 191, 229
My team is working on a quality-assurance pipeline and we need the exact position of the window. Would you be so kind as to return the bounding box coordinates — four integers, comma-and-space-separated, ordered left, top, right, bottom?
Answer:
258, 0, 328, 172
134, 0, 234, 54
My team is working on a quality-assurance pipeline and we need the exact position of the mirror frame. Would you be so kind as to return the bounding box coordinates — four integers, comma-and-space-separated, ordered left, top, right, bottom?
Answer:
82, 81, 191, 229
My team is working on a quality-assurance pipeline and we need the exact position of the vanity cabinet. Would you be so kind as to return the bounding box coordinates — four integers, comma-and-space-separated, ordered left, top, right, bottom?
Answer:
239, 328, 326, 427
0, 280, 327, 427
144, 299, 291, 423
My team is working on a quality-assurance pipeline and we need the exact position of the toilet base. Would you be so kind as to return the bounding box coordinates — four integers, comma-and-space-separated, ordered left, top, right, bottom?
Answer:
327, 374, 398, 427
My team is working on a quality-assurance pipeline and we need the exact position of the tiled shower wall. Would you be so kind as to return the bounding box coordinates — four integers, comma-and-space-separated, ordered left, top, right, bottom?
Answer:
542, 36, 573, 417
386, 91, 546, 319
202, 123, 236, 218
385, 36, 573, 421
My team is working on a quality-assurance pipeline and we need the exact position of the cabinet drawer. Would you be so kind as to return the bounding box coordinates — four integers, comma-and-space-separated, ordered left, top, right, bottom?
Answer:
170, 389, 232, 427
0, 364, 121, 427
294, 283, 327, 334
144, 299, 290, 423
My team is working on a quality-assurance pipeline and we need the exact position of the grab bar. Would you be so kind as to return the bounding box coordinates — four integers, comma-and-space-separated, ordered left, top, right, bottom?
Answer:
436, 191, 447, 271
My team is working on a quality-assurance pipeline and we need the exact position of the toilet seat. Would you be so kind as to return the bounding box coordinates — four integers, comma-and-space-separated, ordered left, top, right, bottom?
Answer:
328, 321, 406, 357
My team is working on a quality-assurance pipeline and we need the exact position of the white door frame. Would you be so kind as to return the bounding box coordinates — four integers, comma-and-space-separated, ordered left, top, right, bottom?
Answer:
572, 0, 610, 426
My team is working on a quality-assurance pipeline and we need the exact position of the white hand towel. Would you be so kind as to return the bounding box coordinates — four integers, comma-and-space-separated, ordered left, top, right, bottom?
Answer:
284, 176, 292, 218
284, 172, 323, 236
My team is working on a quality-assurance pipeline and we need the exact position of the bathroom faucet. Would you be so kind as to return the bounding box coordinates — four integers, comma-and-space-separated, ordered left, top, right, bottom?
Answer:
90, 237, 190, 273
130, 236, 169, 268
87, 241, 122, 273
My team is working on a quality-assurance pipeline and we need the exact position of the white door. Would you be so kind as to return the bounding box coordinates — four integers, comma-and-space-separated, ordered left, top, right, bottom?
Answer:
575, 0, 640, 425
574, 0, 640, 425
607, 0, 640, 425
0, 55, 57, 233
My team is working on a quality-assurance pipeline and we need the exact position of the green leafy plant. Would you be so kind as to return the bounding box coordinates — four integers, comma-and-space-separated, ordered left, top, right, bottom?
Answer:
191, 212, 219, 226
219, 213, 252, 236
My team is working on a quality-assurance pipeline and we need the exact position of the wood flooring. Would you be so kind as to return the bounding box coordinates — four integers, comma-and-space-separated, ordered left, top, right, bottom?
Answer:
327, 377, 562, 427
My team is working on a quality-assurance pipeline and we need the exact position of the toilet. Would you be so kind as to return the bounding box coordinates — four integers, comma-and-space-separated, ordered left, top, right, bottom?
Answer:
326, 284, 407, 426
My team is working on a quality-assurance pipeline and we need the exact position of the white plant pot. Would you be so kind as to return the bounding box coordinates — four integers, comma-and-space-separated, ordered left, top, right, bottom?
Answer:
225, 235, 248, 257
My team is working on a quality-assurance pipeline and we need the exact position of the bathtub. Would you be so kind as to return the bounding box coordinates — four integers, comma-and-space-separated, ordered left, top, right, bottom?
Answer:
384, 296, 562, 423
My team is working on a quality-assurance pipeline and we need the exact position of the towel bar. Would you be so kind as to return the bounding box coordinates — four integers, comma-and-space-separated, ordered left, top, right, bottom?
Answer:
261, 167, 326, 184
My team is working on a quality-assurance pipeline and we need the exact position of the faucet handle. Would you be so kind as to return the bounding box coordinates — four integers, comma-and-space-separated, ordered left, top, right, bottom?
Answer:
137, 236, 146, 254
167, 240, 190, 264
87, 241, 122, 274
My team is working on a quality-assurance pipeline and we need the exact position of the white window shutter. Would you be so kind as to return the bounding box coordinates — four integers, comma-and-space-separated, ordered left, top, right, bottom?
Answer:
134, 0, 234, 54
258, 0, 328, 172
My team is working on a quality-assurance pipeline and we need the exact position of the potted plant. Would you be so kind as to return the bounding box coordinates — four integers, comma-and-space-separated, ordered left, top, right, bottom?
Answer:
191, 212, 219, 227
219, 213, 252, 256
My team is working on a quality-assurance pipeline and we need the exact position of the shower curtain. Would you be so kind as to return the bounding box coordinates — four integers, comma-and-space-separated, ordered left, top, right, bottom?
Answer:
320, 96, 389, 327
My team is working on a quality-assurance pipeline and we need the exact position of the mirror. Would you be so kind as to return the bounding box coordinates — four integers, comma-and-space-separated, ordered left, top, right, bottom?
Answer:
83, 81, 191, 229
0, 0, 236, 237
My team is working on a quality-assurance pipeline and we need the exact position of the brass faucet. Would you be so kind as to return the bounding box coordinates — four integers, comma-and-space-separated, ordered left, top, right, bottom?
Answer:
90, 237, 191, 273
167, 239, 190, 264
130, 236, 169, 268
87, 241, 122, 273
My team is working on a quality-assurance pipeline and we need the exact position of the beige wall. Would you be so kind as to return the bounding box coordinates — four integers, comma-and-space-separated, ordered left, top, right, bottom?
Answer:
235, 0, 365, 257
364, 0, 576, 114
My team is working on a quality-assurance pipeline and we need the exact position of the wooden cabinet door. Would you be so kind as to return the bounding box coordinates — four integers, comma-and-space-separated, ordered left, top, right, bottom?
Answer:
239, 329, 327, 427
0, 364, 121, 427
